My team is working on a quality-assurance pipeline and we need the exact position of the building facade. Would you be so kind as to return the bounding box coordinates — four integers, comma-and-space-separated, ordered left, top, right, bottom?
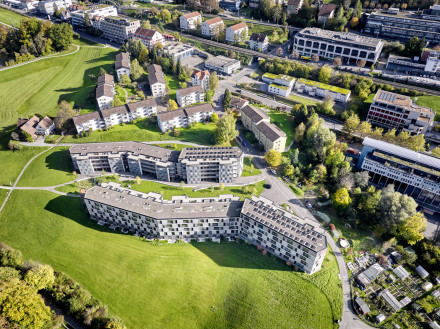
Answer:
293, 27, 384, 64
70, 4, 117, 27
191, 69, 210, 90
177, 147, 244, 184
100, 16, 140, 42
295, 78, 351, 103
317, 4, 336, 24
115, 52, 131, 81
147, 64, 166, 97
73, 99, 158, 133
225, 22, 248, 42
249, 33, 269, 52
386, 54, 440, 76
240, 105, 287, 152
84, 183, 328, 274
357, 137, 440, 213
205, 55, 241, 75
202, 17, 224, 37
287, 0, 304, 15
366, 90, 435, 134
132, 27, 164, 48
262, 73, 296, 97
179, 11, 202, 30
176, 85, 205, 107
157, 103, 214, 132
37, 0, 71, 15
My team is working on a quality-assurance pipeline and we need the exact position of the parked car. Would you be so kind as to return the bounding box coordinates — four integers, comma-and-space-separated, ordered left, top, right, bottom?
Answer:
263, 184, 272, 189
305, 200, 313, 209
270, 169, 277, 175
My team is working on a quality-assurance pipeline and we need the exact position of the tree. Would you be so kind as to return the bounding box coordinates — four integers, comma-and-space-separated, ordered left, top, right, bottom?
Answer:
284, 164, 295, 176
49, 23, 73, 51
342, 114, 360, 137
311, 54, 319, 62
276, 47, 283, 57
138, 48, 149, 64
265, 149, 282, 167
291, 50, 300, 59
0, 267, 20, 281
214, 114, 238, 145
404, 36, 425, 58
0, 278, 55, 328
332, 188, 352, 213
307, 125, 336, 163
24, 264, 55, 290
356, 59, 366, 70
316, 97, 336, 116
294, 122, 306, 144
223, 89, 231, 109
354, 171, 369, 189
318, 65, 332, 84
131, 59, 143, 80
119, 74, 131, 86
209, 71, 218, 91
432, 147, 440, 158
167, 99, 178, 111
358, 121, 372, 138
211, 112, 219, 123
0, 243, 22, 268
350, 17, 359, 28
398, 213, 427, 245
54, 100, 75, 131
142, 20, 151, 29
219, 183, 225, 191
332, 57, 342, 67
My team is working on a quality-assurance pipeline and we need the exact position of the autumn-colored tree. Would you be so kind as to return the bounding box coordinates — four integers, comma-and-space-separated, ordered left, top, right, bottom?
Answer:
265, 149, 282, 167
331, 188, 352, 213
398, 213, 427, 245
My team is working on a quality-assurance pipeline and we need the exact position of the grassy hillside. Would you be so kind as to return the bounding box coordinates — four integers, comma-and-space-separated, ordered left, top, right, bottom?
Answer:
0, 7, 24, 26
0, 190, 341, 329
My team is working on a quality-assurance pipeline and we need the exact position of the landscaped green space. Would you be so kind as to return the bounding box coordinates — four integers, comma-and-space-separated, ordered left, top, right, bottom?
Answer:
165, 74, 180, 100
0, 7, 24, 27
0, 46, 116, 144
222, 19, 287, 45
0, 189, 341, 329
55, 183, 79, 194
72, 36, 104, 47
0, 188, 8, 205
131, 180, 266, 200
268, 111, 294, 145
62, 121, 217, 145
415, 95, 440, 121
289, 94, 319, 106
242, 157, 262, 177
17, 147, 74, 187
155, 142, 199, 151
134, 1, 183, 9
0, 146, 49, 186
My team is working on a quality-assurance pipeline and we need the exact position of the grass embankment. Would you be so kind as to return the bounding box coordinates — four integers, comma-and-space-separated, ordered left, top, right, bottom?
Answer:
0, 7, 24, 26
223, 19, 288, 45
17, 147, 74, 187
242, 157, 262, 177
0, 190, 341, 329
268, 111, 295, 145
62, 122, 217, 145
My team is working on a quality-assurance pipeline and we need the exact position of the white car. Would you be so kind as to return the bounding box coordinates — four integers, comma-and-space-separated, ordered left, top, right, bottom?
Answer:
270, 169, 277, 175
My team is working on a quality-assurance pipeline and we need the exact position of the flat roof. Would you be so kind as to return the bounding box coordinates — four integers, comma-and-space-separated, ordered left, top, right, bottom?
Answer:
373, 89, 434, 114
297, 27, 383, 47
179, 146, 243, 161
205, 55, 240, 68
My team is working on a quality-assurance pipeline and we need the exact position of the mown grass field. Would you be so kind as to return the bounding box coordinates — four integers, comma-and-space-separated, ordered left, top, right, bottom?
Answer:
0, 7, 23, 26
0, 190, 341, 329
242, 157, 262, 177
17, 147, 74, 187
415, 95, 440, 121
268, 111, 294, 145
62, 121, 217, 145
223, 19, 287, 45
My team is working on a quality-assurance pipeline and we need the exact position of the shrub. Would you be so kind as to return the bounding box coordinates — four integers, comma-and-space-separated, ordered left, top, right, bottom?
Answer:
0, 266, 21, 281
0, 242, 23, 268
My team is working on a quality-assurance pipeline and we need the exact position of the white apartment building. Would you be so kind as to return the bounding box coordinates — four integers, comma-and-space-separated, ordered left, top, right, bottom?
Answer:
294, 27, 384, 64
191, 69, 210, 91
249, 33, 269, 52
366, 90, 435, 135
179, 11, 202, 30
262, 73, 296, 97
37, 0, 71, 15
240, 105, 287, 152
176, 85, 205, 107
205, 55, 241, 75
147, 64, 166, 97
70, 4, 117, 28
201, 17, 224, 37
100, 16, 140, 42
115, 52, 131, 81
225, 22, 248, 42
73, 99, 158, 134
163, 42, 194, 62
268, 84, 292, 97
132, 27, 164, 48
357, 137, 440, 213
84, 183, 328, 274
295, 78, 351, 103
386, 54, 440, 76
157, 103, 214, 132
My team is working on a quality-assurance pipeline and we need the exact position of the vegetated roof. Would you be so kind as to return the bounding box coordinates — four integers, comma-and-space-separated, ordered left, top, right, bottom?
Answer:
297, 78, 350, 95
241, 105, 270, 123
270, 83, 290, 91
177, 85, 204, 97
182, 11, 201, 19
318, 3, 336, 17
147, 64, 166, 85
204, 17, 223, 25
256, 121, 286, 142
157, 103, 214, 122
249, 33, 268, 42
228, 22, 247, 31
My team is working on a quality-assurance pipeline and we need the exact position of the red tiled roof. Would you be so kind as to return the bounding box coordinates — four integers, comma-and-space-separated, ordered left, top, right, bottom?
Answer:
192, 69, 210, 80
183, 11, 201, 19
204, 17, 223, 25
228, 22, 247, 31
318, 4, 336, 17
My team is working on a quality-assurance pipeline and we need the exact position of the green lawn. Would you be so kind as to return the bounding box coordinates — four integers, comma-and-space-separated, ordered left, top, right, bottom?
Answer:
17, 147, 74, 187
0, 146, 49, 186
0, 190, 340, 329
242, 157, 262, 177
131, 180, 265, 200
289, 94, 319, 106
268, 111, 295, 145
222, 19, 287, 45
72, 36, 104, 47
415, 95, 440, 121
62, 121, 217, 145
115, 84, 127, 104
0, 188, 8, 205
0, 46, 117, 145
0, 7, 24, 27
165, 74, 180, 100
154, 143, 200, 151
55, 183, 79, 194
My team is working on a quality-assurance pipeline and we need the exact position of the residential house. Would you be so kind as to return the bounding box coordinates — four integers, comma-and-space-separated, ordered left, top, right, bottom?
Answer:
249, 33, 269, 52
202, 17, 224, 37
230, 96, 249, 110
318, 4, 336, 24
179, 11, 202, 30
176, 85, 205, 107
147, 64, 166, 97
287, 0, 304, 15
263, 72, 296, 97
157, 103, 214, 132
191, 69, 210, 90
225, 22, 248, 42
115, 52, 131, 81
100, 16, 140, 42
96, 74, 115, 110
36, 116, 55, 135
132, 27, 164, 48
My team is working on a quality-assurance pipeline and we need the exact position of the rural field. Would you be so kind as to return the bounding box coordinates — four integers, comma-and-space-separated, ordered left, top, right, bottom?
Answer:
0, 190, 342, 329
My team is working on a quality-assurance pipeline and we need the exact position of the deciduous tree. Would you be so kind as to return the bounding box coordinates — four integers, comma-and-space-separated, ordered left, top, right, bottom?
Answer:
214, 114, 238, 145
265, 149, 282, 167
332, 188, 352, 213
398, 213, 427, 245
342, 114, 360, 137
24, 264, 55, 290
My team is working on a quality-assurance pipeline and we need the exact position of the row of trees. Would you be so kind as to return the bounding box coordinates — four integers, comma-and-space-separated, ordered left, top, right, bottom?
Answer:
0, 242, 125, 329
0, 18, 73, 66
